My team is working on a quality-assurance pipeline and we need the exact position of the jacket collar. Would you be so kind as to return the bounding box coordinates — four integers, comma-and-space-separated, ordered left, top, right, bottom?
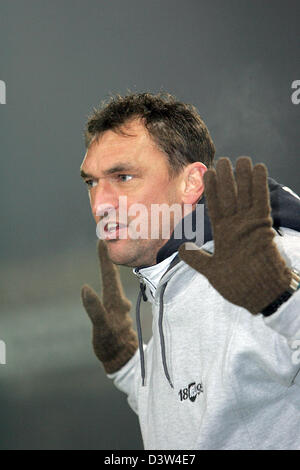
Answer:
132, 251, 179, 302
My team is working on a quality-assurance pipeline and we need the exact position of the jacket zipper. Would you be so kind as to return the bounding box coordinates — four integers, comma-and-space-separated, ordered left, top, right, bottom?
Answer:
135, 270, 148, 301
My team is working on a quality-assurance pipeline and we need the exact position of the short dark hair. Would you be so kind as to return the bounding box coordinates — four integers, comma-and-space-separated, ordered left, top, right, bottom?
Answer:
85, 92, 215, 177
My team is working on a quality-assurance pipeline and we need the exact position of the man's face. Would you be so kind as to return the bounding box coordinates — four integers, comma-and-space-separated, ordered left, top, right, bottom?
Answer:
80, 119, 187, 267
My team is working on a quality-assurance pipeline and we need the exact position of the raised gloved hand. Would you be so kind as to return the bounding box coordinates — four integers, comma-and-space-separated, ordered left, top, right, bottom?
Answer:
179, 156, 292, 315
81, 240, 138, 373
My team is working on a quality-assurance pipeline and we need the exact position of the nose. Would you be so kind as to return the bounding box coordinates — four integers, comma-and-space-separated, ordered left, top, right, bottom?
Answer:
90, 179, 119, 221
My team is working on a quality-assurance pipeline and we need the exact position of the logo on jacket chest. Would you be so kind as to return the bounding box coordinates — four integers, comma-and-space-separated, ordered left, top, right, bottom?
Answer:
178, 381, 203, 402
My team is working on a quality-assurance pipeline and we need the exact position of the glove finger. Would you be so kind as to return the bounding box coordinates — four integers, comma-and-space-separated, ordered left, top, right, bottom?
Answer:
252, 163, 271, 218
203, 168, 222, 224
179, 242, 212, 274
215, 157, 237, 217
81, 284, 108, 327
97, 240, 132, 313
235, 156, 253, 212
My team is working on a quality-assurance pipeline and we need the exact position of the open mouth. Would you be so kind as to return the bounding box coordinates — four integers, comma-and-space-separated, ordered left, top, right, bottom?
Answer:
103, 222, 127, 240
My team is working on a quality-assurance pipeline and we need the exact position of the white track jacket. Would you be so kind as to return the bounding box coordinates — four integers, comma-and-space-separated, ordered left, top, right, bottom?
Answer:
108, 227, 300, 450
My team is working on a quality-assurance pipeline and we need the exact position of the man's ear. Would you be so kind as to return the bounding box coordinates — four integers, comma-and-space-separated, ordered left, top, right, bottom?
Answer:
180, 162, 207, 205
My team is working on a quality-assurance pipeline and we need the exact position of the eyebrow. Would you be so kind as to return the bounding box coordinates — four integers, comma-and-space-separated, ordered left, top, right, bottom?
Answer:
80, 163, 138, 179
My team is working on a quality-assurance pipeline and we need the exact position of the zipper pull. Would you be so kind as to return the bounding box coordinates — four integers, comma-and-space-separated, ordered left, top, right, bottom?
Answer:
135, 268, 148, 302
139, 280, 148, 302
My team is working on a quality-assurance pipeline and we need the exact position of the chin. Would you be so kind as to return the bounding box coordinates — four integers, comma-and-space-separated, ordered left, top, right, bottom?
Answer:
105, 240, 138, 266
106, 239, 153, 268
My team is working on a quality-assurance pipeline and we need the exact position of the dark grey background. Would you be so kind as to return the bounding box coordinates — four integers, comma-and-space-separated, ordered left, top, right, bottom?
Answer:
0, 0, 299, 450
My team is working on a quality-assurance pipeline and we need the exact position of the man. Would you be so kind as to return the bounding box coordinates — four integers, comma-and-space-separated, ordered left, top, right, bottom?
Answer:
80, 92, 300, 450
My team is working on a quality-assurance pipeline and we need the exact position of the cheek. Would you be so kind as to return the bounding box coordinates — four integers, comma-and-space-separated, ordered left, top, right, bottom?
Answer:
162, 184, 181, 205
126, 180, 180, 217
142, 186, 178, 209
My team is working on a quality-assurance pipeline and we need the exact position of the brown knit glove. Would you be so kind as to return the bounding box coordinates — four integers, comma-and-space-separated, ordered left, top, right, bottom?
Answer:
81, 240, 138, 373
179, 156, 292, 315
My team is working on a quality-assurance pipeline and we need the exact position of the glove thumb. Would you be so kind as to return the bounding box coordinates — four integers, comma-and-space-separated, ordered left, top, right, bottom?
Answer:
81, 284, 107, 327
179, 242, 212, 274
